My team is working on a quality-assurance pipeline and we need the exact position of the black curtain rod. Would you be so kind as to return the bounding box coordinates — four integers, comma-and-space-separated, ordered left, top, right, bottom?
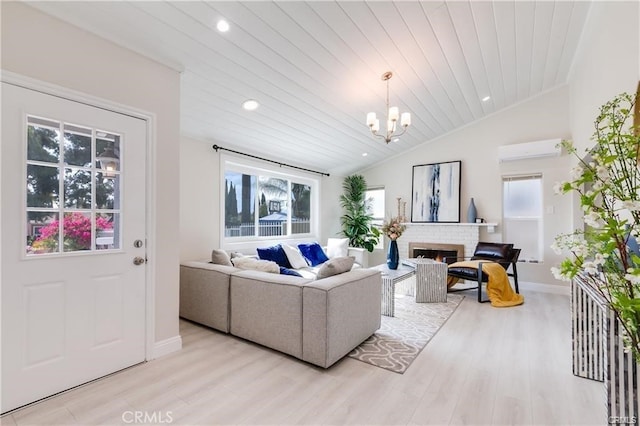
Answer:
212, 144, 330, 177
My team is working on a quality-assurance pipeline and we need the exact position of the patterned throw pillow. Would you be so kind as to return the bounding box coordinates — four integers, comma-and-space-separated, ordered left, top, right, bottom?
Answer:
298, 242, 329, 267
256, 244, 292, 268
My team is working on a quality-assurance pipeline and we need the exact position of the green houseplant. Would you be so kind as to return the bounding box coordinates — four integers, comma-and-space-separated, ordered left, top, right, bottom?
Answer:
340, 174, 380, 252
552, 91, 640, 360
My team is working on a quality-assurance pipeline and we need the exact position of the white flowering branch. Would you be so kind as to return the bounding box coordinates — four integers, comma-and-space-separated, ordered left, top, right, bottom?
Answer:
552, 92, 640, 359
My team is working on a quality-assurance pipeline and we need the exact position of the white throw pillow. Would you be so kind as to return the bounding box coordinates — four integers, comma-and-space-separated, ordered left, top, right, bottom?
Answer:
282, 244, 309, 269
326, 238, 349, 259
231, 256, 280, 274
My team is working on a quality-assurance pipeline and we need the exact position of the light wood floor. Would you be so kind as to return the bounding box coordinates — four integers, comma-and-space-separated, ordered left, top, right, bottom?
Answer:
2, 287, 605, 426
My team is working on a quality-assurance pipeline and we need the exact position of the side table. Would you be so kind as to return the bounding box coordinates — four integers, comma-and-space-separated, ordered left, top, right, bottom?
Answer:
404, 258, 448, 303
370, 263, 416, 317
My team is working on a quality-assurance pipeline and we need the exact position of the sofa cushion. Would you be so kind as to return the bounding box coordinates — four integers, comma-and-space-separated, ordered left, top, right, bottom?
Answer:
280, 267, 302, 277
326, 238, 349, 259
316, 256, 355, 279
257, 244, 292, 268
282, 244, 309, 269
211, 249, 233, 266
231, 256, 280, 273
298, 242, 329, 267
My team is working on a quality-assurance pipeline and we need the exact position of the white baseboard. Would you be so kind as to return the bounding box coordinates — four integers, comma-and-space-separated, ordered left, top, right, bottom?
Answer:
519, 281, 570, 295
150, 335, 182, 360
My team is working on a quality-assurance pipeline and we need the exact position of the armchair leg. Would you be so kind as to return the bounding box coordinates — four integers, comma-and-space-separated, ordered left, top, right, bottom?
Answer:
477, 263, 489, 303
510, 262, 520, 294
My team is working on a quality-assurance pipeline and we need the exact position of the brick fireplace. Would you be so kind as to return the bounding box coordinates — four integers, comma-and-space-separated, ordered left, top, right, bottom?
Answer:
397, 223, 483, 260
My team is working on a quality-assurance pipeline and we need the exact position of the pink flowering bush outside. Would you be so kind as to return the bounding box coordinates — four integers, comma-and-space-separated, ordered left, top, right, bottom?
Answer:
32, 213, 112, 252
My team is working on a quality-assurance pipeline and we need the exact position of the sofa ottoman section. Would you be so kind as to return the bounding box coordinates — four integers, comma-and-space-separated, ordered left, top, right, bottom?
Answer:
180, 261, 237, 333
302, 269, 382, 368
230, 270, 312, 359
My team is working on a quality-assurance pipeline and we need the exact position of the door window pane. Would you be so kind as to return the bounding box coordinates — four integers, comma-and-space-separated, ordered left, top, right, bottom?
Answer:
96, 174, 119, 209
96, 213, 119, 250
63, 125, 92, 167
27, 120, 60, 163
62, 212, 92, 252
27, 212, 59, 254
27, 164, 59, 208
96, 134, 120, 175
64, 168, 92, 209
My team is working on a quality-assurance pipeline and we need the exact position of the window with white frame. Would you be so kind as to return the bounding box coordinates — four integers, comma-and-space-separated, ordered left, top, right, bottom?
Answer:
222, 157, 318, 241
365, 187, 385, 249
502, 174, 543, 262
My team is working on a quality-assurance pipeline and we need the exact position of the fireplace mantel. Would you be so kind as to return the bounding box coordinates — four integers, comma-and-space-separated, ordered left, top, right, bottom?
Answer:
402, 222, 498, 233
398, 222, 497, 259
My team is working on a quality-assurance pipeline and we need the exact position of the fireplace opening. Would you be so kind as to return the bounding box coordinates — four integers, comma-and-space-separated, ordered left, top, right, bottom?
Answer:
413, 248, 458, 265
408, 242, 464, 265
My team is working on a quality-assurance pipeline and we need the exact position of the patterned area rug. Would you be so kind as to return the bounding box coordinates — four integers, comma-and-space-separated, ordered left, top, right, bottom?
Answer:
348, 293, 464, 374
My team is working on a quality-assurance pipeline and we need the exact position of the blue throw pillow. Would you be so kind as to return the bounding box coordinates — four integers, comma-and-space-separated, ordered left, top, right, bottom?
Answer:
257, 244, 292, 268
298, 242, 329, 267
279, 267, 302, 277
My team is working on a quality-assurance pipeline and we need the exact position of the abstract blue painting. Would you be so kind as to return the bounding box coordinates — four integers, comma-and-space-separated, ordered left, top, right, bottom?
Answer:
411, 161, 461, 223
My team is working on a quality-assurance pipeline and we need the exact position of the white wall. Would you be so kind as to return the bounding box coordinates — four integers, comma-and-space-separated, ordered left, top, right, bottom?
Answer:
180, 137, 220, 261
359, 86, 573, 285
1, 3, 181, 344
569, 1, 639, 153
568, 1, 639, 229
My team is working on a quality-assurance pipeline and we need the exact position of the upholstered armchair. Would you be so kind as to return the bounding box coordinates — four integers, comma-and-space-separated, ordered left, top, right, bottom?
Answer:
446, 242, 520, 303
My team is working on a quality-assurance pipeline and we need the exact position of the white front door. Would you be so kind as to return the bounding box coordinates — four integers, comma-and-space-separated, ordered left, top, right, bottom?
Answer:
1, 82, 147, 413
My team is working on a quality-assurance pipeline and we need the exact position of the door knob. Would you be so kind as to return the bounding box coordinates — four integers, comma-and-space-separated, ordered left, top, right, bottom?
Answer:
133, 256, 145, 265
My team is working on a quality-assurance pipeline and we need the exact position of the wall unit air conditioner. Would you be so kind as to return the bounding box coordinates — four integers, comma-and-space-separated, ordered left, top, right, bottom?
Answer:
498, 138, 562, 162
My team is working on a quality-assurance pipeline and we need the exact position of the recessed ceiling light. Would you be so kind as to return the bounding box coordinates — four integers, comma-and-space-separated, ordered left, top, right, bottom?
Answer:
242, 99, 259, 111
216, 19, 230, 32
482, 96, 491, 102
392, 138, 400, 142
362, 152, 368, 157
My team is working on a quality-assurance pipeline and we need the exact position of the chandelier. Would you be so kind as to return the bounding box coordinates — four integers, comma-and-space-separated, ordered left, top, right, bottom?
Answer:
366, 71, 411, 143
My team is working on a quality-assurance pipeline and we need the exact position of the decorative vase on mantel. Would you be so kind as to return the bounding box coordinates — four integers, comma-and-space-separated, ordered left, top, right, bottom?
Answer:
467, 198, 477, 223
387, 239, 399, 270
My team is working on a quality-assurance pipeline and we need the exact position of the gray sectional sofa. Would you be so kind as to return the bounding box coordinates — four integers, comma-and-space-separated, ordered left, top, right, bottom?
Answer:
179, 260, 382, 368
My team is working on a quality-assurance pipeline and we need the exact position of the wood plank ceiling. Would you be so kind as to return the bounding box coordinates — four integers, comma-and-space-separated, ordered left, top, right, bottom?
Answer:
28, 1, 592, 176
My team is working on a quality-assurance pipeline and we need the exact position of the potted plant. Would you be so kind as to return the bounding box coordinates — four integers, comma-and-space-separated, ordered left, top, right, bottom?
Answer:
339, 174, 380, 252
552, 91, 640, 360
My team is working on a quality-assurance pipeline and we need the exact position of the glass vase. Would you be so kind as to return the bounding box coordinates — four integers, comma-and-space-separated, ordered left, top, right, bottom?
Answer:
387, 239, 399, 270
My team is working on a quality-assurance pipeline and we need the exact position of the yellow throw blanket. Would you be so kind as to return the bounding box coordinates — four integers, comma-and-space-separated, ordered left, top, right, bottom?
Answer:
449, 260, 524, 307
